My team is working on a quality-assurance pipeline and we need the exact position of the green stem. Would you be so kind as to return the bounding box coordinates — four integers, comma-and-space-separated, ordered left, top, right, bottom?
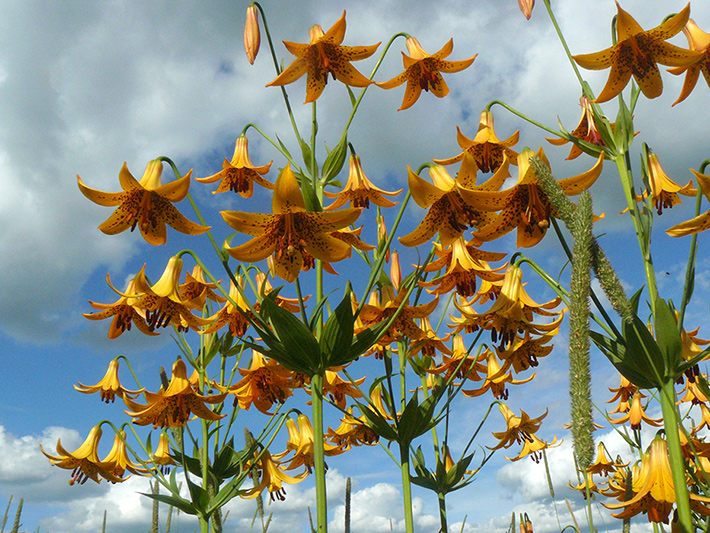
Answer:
659, 379, 692, 532
541, 0, 587, 91
399, 442, 415, 533
310, 372, 328, 533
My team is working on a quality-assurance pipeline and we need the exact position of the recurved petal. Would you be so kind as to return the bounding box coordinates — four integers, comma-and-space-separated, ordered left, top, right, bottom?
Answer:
221, 211, 279, 235
398, 204, 444, 247
304, 232, 353, 262
397, 79, 424, 110
652, 40, 705, 67
614, 2, 644, 41
340, 43, 380, 61
273, 248, 304, 282
670, 65, 701, 106
429, 73, 450, 98
634, 62, 663, 99
118, 163, 141, 191
266, 58, 309, 87
332, 61, 374, 88
162, 203, 210, 236
437, 55, 477, 73
376, 68, 409, 89
273, 164, 307, 213
648, 3, 690, 41
558, 153, 604, 195
310, 208, 363, 231
573, 47, 615, 70
97, 204, 137, 236
666, 210, 710, 237
77, 176, 125, 206
225, 235, 276, 262
593, 52, 633, 103
155, 172, 192, 202
407, 166, 444, 208
323, 11, 347, 45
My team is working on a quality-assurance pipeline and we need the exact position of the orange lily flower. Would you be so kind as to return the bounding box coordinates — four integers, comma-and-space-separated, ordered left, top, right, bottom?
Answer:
668, 19, 710, 105
201, 276, 253, 337
635, 152, 695, 215
152, 432, 176, 473
426, 334, 485, 382
507, 431, 559, 463
434, 111, 519, 174
133, 256, 213, 333
398, 163, 508, 248
218, 350, 295, 414
266, 11, 379, 103
546, 96, 606, 160
320, 370, 365, 409
377, 37, 476, 111
451, 264, 564, 350
101, 430, 149, 480
409, 316, 452, 359
489, 402, 548, 451
572, 3, 703, 103
178, 265, 227, 309
496, 332, 554, 374
273, 415, 317, 471
41, 425, 122, 485
462, 350, 535, 400
358, 284, 439, 347
608, 390, 662, 430
83, 271, 156, 339
242, 449, 308, 501
587, 441, 625, 477
324, 154, 401, 209
124, 359, 226, 428
325, 407, 379, 453
470, 148, 604, 248
77, 160, 208, 245
196, 135, 274, 197
221, 164, 362, 282
667, 170, 710, 237
419, 236, 506, 297
605, 437, 710, 523
74, 358, 143, 403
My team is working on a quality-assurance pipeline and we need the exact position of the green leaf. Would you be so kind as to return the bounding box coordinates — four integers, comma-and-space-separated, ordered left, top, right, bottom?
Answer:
346, 86, 357, 108
275, 135, 293, 160
590, 331, 657, 389
653, 296, 683, 380
321, 134, 348, 185
259, 293, 321, 375
140, 492, 197, 515
298, 138, 315, 175
319, 289, 356, 368
186, 478, 211, 514
356, 402, 398, 441
294, 170, 322, 212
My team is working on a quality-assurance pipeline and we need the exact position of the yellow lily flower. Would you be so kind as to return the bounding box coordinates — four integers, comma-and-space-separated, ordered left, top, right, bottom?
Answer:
124, 358, 226, 428
41, 425, 122, 485
572, 3, 703, 103
587, 442, 625, 477
605, 437, 710, 523
74, 358, 143, 403
471, 148, 604, 248
451, 264, 564, 350
324, 154, 401, 209
434, 111, 519, 174
358, 284, 439, 347
488, 402, 548, 451
496, 332, 555, 374
546, 96, 606, 160
222, 164, 362, 282
133, 256, 213, 332
462, 350, 535, 400
325, 407, 379, 453
77, 160, 209, 245
377, 37, 476, 111
668, 18, 710, 105
151, 432, 176, 473
667, 169, 710, 237
242, 449, 309, 501
636, 152, 696, 215
409, 316, 452, 359
320, 370, 365, 410
101, 430, 149, 480
83, 272, 156, 339
178, 265, 227, 309
266, 11, 379, 103
608, 390, 662, 430
568, 471, 599, 498
507, 432, 560, 463
426, 334, 485, 382
274, 414, 343, 470
398, 163, 508, 248
201, 276, 253, 337
217, 350, 295, 415
419, 236, 507, 297
196, 135, 274, 197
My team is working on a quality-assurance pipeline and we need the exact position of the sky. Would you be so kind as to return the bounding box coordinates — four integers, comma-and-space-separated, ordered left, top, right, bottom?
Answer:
2, 0, 710, 531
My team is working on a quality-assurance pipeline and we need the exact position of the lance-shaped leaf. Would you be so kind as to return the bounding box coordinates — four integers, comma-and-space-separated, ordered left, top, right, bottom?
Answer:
322, 134, 348, 185
590, 330, 657, 389
653, 296, 683, 381
319, 290, 356, 368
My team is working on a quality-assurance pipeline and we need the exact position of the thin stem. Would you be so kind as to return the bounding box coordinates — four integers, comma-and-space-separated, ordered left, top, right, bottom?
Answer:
310, 372, 328, 533
659, 379, 692, 532
541, 0, 588, 91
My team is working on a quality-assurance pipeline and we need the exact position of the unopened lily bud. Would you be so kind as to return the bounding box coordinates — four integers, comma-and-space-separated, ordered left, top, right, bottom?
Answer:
377, 212, 390, 262
244, 5, 260, 65
390, 250, 401, 291
518, 0, 534, 20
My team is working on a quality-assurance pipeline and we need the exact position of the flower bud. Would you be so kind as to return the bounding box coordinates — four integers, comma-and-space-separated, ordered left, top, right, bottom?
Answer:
390, 250, 401, 292
518, 0, 534, 20
244, 5, 260, 65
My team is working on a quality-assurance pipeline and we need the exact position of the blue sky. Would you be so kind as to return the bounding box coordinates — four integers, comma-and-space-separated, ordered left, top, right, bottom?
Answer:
2, 0, 710, 531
